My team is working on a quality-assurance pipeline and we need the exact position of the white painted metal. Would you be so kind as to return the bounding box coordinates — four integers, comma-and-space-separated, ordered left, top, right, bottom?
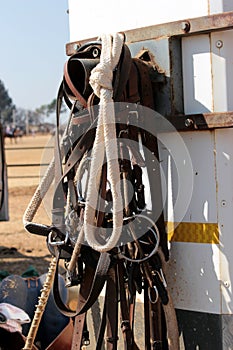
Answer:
182, 29, 233, 115
159, 131, 220, 312
211, 30, 233, 112
209, 0, 233, 14
182, 35, 213, 114
167, 242, 221, 314
215, 129, 233, 314
68, 0, 208, 42
159, 131, 217, 224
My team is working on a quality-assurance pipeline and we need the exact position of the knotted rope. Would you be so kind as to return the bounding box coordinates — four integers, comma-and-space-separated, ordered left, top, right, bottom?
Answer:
83, 33, 124, 252
22, 257, 57, 350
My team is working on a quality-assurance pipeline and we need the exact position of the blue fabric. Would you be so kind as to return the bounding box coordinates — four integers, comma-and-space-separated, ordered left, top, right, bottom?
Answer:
0, 275, 28, 309
38, 273, 69, 349
0, 273, 70, 349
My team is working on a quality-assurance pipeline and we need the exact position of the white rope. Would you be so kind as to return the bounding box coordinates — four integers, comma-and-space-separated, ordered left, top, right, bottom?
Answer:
84, 33, 124, 252
23, 109, 74, 228
23, 158, 55, 227
22, 256, 57, 350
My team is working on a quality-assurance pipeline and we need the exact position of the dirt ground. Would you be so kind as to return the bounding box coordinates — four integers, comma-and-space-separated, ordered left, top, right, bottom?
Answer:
0, 134, 57, 277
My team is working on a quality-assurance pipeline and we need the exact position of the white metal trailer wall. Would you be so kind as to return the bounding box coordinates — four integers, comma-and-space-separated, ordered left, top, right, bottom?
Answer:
68, 0, 233, 42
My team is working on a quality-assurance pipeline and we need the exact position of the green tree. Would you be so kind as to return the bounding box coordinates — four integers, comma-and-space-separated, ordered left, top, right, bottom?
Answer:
35, 98, 66, 120
0, 80, 15, 125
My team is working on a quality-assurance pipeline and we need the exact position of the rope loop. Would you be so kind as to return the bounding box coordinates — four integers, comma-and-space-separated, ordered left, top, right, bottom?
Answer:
84, 32, 124, 252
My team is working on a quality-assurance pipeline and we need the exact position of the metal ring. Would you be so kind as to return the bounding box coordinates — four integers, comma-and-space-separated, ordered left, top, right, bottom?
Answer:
148, 285, 159, 304
118, 214, 160, 263
48, 231, 69, 246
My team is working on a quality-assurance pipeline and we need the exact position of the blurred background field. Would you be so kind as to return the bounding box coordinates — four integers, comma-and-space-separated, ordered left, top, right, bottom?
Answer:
0, 133, 54, 276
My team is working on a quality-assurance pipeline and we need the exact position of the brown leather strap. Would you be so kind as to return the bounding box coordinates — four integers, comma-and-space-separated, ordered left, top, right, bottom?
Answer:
71, 262, 101, 349
150, 301, 163, 350
53, 250, 111, 318
64, 60, 87, 108
105, 267, 119, 350
144, 280, 152, 350
72, 111, 91, 125
118, 261, 140, 350
96, 266, 119, 350
71, 314, 86, 350
45, 320, 73, 350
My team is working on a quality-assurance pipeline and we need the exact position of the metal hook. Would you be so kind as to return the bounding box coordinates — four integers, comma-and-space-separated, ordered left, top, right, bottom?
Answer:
48, 231, 69, 246
148, 285, 159, 304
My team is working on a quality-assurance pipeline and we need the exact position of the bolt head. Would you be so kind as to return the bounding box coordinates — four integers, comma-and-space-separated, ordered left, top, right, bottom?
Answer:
185, 118, 193, 127
181, 21, 190, 33
216, 40, 223, 49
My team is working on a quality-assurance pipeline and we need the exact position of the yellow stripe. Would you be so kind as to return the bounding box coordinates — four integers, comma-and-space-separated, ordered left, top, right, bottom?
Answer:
166, 222, 219, 244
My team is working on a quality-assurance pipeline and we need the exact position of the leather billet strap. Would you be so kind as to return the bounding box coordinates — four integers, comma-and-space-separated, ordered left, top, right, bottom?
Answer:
118, 260, 140, 350
95, 266, 119, 350
53, 249, 111, 318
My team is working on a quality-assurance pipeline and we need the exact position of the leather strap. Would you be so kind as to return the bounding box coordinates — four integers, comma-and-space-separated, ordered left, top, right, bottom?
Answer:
45, 320, 73, 350
143, 280, 151, 350
71, 314, 86, 350
63, 59, 87, 108
53, 250, 111, 318
118, 261, 140, 350
71, 268, 94, 350
105, 267, 119, 350
96, 266, 118, 350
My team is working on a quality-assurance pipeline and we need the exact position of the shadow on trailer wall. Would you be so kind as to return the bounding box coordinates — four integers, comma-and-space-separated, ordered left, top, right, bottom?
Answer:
0, 124, 9, 221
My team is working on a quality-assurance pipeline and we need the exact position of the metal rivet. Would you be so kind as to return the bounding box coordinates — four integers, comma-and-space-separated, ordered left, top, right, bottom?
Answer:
224, 281, 230, 288
92, 48, 99, 58
73, 44, 80, 52
185, 118, 193, 127
216, 40, 223, 49
221, 200, 226, 207
181, 21, 190, 33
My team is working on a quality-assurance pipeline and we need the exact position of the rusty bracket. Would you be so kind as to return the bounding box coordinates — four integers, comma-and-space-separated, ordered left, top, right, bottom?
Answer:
166, 111, 233, 132
66, 11, 233, 55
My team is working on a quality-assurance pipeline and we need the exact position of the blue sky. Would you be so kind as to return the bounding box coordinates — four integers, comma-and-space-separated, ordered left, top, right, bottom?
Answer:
0, 0, 69, 111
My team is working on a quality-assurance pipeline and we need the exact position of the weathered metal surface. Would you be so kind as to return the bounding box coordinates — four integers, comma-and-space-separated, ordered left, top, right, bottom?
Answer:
66, 11, 233, 55
167, 111, 233, 131
125, 11, 233, 42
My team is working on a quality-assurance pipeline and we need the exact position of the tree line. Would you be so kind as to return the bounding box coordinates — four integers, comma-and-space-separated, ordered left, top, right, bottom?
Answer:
0, 79, 57, 133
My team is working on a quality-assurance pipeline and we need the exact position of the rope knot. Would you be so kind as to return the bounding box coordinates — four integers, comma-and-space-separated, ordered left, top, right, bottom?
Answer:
89, 32, 124, 98
90, 62, 113, 98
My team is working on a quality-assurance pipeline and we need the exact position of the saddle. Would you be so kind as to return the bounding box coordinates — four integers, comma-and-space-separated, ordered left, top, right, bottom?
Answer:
24, 33, 179, 350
